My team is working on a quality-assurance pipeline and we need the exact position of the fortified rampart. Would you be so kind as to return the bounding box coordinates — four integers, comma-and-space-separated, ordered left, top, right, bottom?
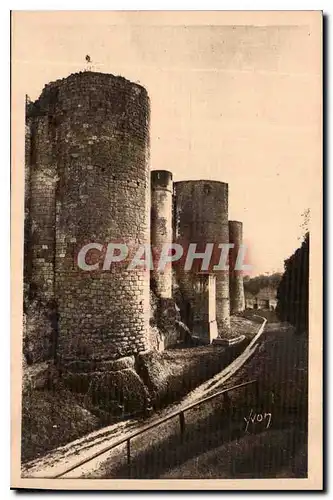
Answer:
173, 180, 230, 338
25, 72, 151, 363
151, 170, 173, 299
24, 71, 247, 367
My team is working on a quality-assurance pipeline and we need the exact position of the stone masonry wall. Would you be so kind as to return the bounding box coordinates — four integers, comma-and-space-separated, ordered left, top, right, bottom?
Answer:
24, 110, 32, 303
173, 180, 230, 335
28, 115, 57, 303
229, 220, 246, 314
26, 72, 151, 363
24, 101, 58, 363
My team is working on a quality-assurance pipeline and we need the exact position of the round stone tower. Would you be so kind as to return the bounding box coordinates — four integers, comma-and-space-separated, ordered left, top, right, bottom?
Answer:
151, 170, 173, 299
229, 220, 246, 314
173, 180, 230, 337
29, 72, 151, 363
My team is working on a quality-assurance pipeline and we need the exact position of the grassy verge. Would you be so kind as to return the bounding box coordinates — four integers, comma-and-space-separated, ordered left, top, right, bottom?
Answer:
21, 387, 101, 463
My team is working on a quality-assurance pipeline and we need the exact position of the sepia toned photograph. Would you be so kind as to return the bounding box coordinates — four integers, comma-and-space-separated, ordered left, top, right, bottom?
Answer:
11, 10, 323, 490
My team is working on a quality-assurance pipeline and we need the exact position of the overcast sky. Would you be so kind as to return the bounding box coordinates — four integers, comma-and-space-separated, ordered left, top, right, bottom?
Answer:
13, 11, 321, 275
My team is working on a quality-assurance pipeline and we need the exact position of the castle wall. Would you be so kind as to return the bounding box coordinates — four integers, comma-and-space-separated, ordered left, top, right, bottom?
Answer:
191, 274, 218, 343
24, 70, 249, 364
229, 220, 246, 314
151, 170, 173, 299
173, 180, 230, 336
27, 72, 151, 363
24, 104, 58, 363
28, 115, 57, 304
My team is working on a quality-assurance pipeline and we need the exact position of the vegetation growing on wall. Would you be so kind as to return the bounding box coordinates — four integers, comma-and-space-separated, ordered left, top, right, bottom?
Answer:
243, 273, 282, 296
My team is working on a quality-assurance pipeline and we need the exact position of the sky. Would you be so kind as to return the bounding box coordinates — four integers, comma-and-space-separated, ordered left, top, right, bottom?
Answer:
12, 11, 321, 276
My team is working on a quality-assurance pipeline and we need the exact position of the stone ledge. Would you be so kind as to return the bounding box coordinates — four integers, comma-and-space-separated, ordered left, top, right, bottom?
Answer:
212, 334, 246, 347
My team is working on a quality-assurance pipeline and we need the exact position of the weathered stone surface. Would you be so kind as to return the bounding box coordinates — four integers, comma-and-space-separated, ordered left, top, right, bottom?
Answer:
212, 334, 246, 346
88, 368, 151, 417
63, 356, 135, 373
173, 180, 230, 335
136, 345, 247, 409
23, 304, 56, 365
25, 72, 151, 363
175, 319, 192, 344
61, 371, 96, 394
149, 325, 164, 352
23, 71, 242, 374
149, 289, 180, 349
151, 170, 173, 299
229, 220, 246, 314
135, 350, 175, 405
62, 366, 151, 417
22, 361, 59, 393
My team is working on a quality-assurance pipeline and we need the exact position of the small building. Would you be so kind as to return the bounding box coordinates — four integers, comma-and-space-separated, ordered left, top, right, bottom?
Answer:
245, 287, 277, 311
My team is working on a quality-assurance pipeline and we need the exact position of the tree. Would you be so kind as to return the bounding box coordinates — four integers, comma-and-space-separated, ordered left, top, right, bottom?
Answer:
276, 233, 309, 333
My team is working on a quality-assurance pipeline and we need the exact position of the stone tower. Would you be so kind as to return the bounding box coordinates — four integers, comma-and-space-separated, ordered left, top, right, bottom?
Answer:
173, 180, 230, 339
229, 220, 246, 314
151, 170, 173, 299
25, 72, 151, 364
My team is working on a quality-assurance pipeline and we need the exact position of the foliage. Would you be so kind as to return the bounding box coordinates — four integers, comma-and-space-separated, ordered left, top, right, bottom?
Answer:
276, 233, 309, 332
244, 273, 282, 297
